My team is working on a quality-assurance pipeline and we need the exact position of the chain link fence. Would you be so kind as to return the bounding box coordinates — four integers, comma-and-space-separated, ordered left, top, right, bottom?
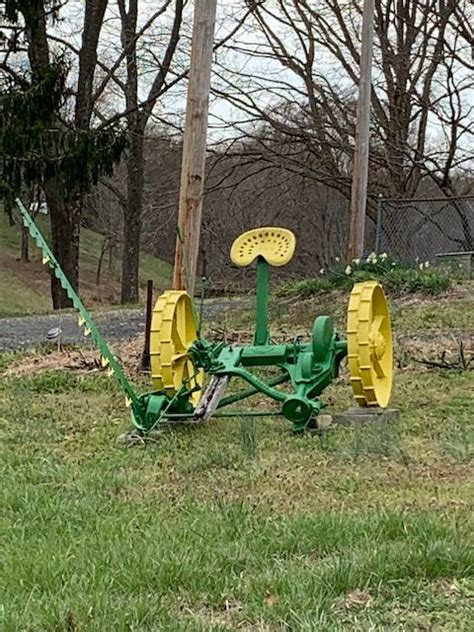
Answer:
373, 196, 474, 261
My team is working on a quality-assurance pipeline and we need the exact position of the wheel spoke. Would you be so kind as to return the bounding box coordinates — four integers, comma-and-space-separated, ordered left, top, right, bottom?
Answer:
371, 314, 385, 339
372, 354, 386, 379
172, 352, 188, 362
173, 299, 188, 351
173, 357, 186, 390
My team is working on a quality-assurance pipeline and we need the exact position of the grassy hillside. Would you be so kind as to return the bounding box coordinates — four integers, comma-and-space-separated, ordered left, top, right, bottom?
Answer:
0, 212, 172, 317
0, 284, 472, 629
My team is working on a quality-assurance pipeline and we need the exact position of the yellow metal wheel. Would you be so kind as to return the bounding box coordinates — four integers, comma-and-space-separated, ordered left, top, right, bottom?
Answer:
149, 290, 203, 405
347, 281, 393, 408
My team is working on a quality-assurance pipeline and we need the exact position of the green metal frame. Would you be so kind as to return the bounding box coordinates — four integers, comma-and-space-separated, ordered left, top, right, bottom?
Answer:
18, 200, 348, 434
188, 255, 347, 431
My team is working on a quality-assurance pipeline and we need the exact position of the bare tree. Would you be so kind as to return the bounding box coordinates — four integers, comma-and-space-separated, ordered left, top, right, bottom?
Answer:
214, 0, 473, 208
116, 0, 184, 303
123, 133, 351, 289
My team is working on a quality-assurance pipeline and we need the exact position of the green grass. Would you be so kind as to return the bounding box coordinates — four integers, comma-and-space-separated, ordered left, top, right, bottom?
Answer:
393, 299, 474, 332
1, 276, 473, 629
0, 212, 171, 317
270, 282, 474, 336
0, 269, 52, 316
1, 359, 473, 629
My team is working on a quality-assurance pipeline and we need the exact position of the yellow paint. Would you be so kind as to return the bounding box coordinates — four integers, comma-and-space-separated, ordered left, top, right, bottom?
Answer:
346, 281, 393, 407
230, 227, 296, 267
149, 290, 203, 405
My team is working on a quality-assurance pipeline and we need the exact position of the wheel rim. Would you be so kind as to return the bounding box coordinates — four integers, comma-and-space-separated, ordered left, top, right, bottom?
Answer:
150, 290, 203, 405
346, 281, 393, 407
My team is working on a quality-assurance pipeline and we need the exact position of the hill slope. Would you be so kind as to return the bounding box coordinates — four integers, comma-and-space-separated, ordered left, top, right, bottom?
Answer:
0, 213, 172, 317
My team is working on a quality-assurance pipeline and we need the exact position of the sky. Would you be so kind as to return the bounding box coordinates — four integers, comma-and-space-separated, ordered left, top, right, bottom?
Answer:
1, 0, 472, 158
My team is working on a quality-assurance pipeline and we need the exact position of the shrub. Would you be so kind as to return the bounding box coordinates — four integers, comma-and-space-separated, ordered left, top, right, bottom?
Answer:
276, 277, 334, 298
277, 253, 451, 298
382, 268, 451, 294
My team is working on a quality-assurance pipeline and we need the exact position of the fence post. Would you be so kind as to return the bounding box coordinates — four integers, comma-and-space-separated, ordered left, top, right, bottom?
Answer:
375, 194, 383, 254
141, 279, 153, 371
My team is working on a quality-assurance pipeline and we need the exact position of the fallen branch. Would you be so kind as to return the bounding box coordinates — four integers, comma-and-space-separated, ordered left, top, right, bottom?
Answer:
414, 341, 473, 371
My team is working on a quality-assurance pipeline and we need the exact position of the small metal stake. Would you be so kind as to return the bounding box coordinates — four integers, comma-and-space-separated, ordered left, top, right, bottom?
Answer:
375, 193, 383, 254
141, 279, 153, 371
47, 325, 62, 352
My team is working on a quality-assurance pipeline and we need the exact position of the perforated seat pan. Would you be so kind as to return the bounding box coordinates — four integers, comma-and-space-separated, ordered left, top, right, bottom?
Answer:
230, 227, 296, 267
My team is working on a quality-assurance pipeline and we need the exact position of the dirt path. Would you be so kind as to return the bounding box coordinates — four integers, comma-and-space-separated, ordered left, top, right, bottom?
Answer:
0, 299, 251, 352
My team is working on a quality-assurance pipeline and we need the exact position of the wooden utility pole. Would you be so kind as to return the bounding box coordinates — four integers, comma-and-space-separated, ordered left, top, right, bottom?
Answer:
173, 0, 218, 294
348, 0, 375, 260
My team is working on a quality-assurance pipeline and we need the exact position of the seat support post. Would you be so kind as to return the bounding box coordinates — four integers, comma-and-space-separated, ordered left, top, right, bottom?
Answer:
255, 256, 270, 345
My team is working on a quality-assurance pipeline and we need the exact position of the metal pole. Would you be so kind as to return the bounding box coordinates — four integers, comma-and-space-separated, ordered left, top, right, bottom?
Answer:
375, 193, 383, 254
173, 0, 218, 295
348, 0, 375, 260
217, 373, 291, 409
254, 257, 270, 345
141, 279, 153, 370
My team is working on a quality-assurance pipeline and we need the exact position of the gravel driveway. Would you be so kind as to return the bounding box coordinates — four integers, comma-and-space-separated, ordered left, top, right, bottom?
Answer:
0, 299, 251, 352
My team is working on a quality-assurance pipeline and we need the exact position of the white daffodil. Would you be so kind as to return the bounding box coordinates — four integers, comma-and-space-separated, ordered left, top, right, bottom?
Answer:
345, 265, 352, 275
319, 268, 325, 275
335, 256, 340, 262
424, 261, 430, 268
380, 252, 388, 260
352, 258, 360, 265
368, 252, 378, 264
419, 263, 424, 271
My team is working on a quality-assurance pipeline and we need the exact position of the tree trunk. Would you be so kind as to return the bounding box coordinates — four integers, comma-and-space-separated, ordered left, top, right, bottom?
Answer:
121, 132, 144, 304
117, 1, 184, 303
20, 3, 88, 310
20, 223, 30, 262
75, 0, 109, 130
108, 241, 115, 272
44, 177, 80, 309
454, 201, 473, 251
96, 236, 108, 286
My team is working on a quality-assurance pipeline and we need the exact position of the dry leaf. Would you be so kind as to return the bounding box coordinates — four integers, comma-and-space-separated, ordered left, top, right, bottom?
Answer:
265, 593, 279, 607
344, 589, 373, 609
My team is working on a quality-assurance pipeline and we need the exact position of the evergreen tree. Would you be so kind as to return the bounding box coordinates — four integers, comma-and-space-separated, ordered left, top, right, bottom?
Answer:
0, 0, 125, 308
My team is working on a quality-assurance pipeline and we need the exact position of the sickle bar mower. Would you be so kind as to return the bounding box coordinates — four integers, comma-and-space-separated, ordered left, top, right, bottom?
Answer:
17, 199, 393, 435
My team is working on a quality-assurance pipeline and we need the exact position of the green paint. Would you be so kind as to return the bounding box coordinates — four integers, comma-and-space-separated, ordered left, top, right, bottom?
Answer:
18, 199, 350, 434
16, 199, 149, 426
216, 373, 291, 409
254, 257, 270, 345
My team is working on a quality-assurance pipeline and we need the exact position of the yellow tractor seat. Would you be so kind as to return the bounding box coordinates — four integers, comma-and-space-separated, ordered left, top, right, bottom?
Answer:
230, 227, 296, 267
